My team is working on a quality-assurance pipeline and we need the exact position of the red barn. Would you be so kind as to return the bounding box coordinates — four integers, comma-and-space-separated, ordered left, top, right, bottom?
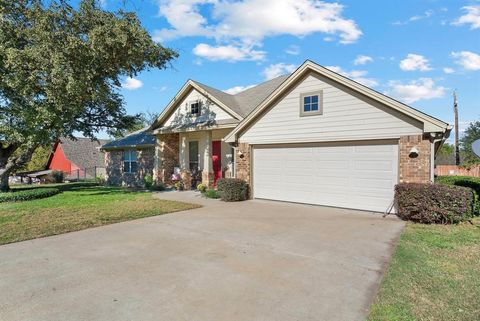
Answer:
46, 137, 110, 180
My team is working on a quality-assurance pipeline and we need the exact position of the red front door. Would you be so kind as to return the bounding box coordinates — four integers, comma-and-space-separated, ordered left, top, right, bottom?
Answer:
212, 141, 222, 184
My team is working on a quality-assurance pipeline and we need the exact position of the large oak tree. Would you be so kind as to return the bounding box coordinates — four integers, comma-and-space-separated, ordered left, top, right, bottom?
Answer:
0, 0, 177, 191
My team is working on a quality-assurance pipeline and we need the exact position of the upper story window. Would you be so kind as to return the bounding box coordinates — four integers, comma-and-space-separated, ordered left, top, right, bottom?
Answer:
300, 91, 323, 116
123, 150, 137, 173
190, 101, 200, 116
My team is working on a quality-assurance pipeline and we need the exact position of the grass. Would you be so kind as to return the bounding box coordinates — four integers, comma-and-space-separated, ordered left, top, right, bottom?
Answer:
368, 218, 480, 321
0, 183, 199, 245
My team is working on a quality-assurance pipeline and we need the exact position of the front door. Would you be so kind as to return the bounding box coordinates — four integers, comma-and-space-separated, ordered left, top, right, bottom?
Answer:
212, 141, 222, 184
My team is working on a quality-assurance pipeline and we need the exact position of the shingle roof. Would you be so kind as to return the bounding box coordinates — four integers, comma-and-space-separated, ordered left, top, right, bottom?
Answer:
101, 128, 155, 150
191, 75, 289, 118
59, 137, 110, 169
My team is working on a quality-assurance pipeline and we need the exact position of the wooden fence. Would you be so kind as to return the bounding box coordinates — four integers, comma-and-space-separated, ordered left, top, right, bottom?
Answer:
435, 165, 480, 177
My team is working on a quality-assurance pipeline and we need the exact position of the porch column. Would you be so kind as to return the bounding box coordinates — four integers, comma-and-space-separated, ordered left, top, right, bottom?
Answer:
155, 133, 180, 185
202, 130, 214, 188
153, 135, 162, 183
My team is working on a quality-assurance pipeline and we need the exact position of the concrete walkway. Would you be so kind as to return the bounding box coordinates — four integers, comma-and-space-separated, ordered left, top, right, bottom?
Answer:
0, 191, 404, 321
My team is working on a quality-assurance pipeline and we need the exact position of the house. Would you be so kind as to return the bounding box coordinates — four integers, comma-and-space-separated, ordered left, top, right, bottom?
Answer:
103, 60, 451, 212
47, 137, 109, 180
102, 129, 156, 186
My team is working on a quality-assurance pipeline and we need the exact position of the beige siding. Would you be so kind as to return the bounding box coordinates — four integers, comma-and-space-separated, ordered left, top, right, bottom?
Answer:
179, 128, 233, 173
239, 74, 423, 144
164, 89, 236, 127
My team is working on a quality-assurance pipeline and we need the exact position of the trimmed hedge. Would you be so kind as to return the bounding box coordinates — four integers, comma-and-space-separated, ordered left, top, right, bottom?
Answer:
436, 176, 480, 215
395, 183, 474, 224
0, 187, 61, 203
217, 178, 248, 202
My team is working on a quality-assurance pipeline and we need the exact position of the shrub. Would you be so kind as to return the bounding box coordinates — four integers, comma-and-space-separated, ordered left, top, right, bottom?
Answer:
144, 174, 153, 189
204, 189, 220, 199
436, 176, 480, 215
197, 183, 207, 193
150, 183, 166, 191
95, 174, 106, 185
217, 178, 248, 202
174, 181, 184, 191
0, 187, 61, 203
395, 183, 475, 224
46, 170, 64, 183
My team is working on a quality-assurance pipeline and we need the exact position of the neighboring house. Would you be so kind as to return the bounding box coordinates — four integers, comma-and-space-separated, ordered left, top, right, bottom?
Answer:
47, 137, 109, 180
103, 60, 451, 212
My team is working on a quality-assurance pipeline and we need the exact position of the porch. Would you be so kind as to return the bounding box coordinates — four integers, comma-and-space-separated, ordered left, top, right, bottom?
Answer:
154, 128, 235, 189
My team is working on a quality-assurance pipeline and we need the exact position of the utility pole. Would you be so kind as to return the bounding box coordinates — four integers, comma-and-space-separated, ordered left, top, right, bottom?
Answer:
453, 90, 460, 165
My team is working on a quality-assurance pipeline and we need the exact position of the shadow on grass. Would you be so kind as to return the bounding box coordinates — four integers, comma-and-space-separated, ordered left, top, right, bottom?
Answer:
12, 182, 98, 192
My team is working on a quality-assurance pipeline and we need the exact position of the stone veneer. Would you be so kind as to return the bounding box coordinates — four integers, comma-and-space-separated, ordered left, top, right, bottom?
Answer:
399, 134, 432, 183
235, 143, 251, 198
105, 147, 155, 187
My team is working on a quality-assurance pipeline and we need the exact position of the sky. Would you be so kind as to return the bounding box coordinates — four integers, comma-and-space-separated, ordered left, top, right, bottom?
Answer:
97, 0, 479, 139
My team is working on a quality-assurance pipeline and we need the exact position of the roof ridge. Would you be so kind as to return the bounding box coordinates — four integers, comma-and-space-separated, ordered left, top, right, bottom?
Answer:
233, 74, 291, 97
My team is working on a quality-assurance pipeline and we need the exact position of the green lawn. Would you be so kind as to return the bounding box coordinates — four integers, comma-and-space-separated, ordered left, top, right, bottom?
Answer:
0, 183, 199, 245
368, 218, 480, 321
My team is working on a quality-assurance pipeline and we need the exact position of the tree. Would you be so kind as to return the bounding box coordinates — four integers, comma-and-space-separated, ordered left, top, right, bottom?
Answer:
16, 145, 52, 172
460, 121, 480, 166
438, 142, 454, 157
111, 110, 159, 139
0, 0, 178, 191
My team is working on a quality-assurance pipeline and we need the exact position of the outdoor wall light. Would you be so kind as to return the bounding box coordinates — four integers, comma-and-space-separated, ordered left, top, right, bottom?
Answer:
409, 146, 419, 158
237, 151, 245, 159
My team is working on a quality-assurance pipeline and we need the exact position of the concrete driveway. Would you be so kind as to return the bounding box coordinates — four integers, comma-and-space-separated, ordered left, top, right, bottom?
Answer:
0, 191, 404, 321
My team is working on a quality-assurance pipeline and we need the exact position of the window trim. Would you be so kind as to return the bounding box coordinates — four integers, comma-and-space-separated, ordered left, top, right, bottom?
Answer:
189, 100, 201, 116
300, 90, 323, 117
188, 140, 199, 172
123, 149, 138, 174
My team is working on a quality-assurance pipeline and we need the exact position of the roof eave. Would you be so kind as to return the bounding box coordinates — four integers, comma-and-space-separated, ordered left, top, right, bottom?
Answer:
224, 60, 450, 143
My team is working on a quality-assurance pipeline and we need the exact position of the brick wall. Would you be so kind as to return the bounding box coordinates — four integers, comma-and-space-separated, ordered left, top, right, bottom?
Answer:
399, 135, 432, 183
235, 143, 251, 197
105, 147, 155, 187
158, 133, 179, 185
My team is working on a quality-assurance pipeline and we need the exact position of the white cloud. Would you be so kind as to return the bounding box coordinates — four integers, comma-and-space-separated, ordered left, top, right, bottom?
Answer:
262, 63, 297, 80
451, 51, 480, 71
223, 84, 256, 94
285, 45, 300, 56
325, 66, 378, 87
393, 10, 434, 25
353, 55, 373, 65
192, 43, 266, 61
452, 6, 480, 29
154, 0, 362, 60
443, 67, 455, 74
399, 54, 432, 71
121, 77, 143, 90
387, 78, 446, 103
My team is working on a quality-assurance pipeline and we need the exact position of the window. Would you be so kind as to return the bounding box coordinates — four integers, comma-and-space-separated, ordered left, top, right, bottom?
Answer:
190, 101, 200, 116
189, 141, 199, 173
300, 91, 323, 116
123, 150, 137, 173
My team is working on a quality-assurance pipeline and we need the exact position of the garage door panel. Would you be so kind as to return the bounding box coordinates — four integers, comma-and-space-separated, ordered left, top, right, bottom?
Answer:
253, 142, 398, 212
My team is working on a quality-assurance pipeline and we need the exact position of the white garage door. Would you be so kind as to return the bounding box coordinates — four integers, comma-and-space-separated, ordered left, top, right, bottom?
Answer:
252, 141, 398, 212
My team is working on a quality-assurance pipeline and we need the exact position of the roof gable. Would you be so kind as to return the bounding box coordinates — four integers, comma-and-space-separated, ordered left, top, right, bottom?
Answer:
225, 60, 451, 143
151, 80, 243, 130
57, 137, 109, 169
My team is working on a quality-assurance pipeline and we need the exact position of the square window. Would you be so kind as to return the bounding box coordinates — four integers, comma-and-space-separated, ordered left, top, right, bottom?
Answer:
300, 92, 322, 116
190, 102, 200, 115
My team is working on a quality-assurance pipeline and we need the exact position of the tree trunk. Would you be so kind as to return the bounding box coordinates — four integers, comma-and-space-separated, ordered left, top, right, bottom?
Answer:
0, 144, 38, 192
0, 168, 12, 192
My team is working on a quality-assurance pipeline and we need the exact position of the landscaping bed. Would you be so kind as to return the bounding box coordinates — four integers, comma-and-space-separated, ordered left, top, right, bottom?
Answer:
0, 183, 199, 245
